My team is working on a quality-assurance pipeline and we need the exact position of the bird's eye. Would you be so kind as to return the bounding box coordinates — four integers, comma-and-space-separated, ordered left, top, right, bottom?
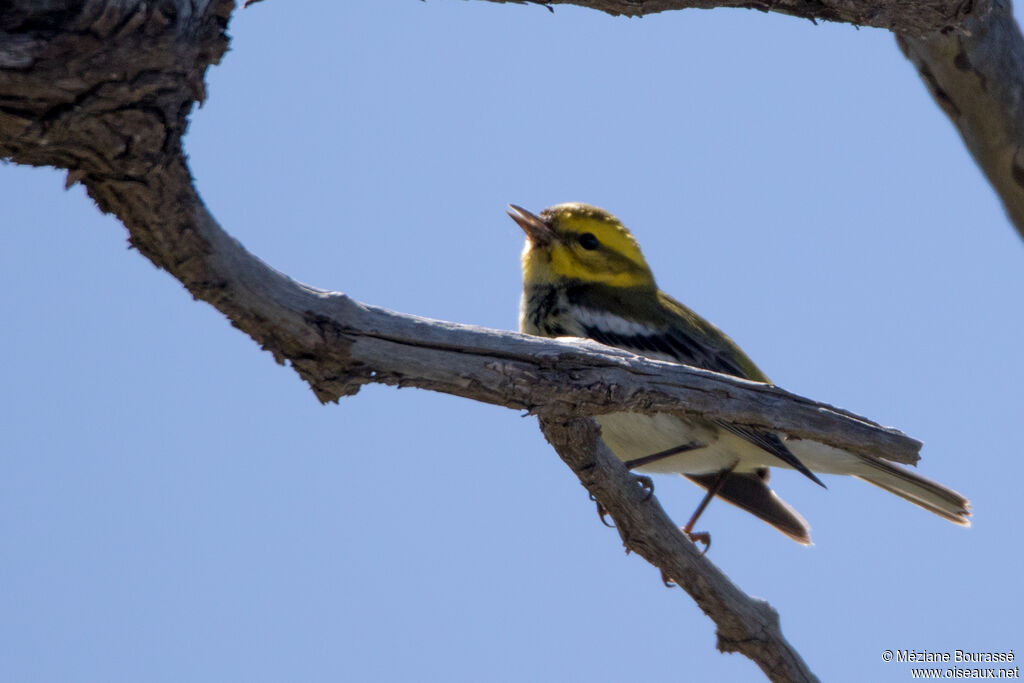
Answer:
578, 233, 600, 250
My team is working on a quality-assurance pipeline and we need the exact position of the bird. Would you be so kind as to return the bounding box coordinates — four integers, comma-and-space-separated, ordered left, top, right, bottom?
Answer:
508, 201, 971, 545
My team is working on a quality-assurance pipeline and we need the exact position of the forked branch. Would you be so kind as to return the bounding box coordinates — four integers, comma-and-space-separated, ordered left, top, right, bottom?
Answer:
3, 0, 1002, 681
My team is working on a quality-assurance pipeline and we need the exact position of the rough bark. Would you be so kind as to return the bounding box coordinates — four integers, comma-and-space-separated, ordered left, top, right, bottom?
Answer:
0, 3, 845, 679
899, 0, 1024, 242
0, 0, 1007, 680
541, 417, 818, 683
495, 0, 968, 37
491, 0, 1024, 241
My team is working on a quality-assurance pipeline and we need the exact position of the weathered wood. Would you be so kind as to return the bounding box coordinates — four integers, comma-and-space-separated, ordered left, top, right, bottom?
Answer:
899, 0, 1024, 242
541, 417, 819, 683
6, 0, 1011, 680
486, 0, 967, 37
0, 0, 926, 464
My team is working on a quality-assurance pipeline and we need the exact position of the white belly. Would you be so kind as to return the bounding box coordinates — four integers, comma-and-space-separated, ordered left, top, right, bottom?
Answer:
597, 412, 868, 480
782, 438, 865, 475
596, 412, 776, 475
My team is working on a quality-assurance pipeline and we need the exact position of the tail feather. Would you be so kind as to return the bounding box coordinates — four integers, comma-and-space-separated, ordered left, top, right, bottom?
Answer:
686, 470, 812, 544
854, 456, 971, 526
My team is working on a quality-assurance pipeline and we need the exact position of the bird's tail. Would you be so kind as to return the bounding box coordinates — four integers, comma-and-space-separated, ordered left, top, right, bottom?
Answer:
686, 470, 812, 544
854, 457, 971, 526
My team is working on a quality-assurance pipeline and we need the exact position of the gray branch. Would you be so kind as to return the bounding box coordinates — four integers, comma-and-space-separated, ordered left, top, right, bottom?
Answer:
491, 0, 966, 36
898, 0, 1024, 242
539, 417, 818, 682
4, 0, 1008, 680
491, 0, 1024, 241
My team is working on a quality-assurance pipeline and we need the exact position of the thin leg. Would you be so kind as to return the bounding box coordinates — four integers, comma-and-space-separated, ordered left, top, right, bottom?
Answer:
681, 464, 736, 554
623, 441, 701, 470
590, 493, 614, 528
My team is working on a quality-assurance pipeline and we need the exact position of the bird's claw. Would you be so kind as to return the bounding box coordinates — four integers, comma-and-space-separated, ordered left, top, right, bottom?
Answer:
590, 493, 615, 528
686, 530, 712, 555
635, 475, 654, 501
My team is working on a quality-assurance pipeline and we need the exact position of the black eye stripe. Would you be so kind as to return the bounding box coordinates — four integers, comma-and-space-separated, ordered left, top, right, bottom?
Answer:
577, 232, 600, 250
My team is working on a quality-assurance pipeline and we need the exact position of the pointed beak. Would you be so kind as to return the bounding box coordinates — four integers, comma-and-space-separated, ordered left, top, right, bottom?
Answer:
507, 204, 554, 246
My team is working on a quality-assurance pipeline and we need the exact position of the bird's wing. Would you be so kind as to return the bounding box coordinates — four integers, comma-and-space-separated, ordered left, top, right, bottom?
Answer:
686, 469, 811, 544
655, 290, 770, 382
652, 292, 825, 486
566, 285, 823, 486
565, 285, 766, 378
714, 422, 825, 487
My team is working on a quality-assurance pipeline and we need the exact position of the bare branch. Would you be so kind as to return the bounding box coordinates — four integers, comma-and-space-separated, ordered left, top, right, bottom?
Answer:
540, 417, 818, 683
899, 0, 1024, 242
7, 0, 1001, 680
490, 1, 1024, 241
483, 0, 967, 37
0, 0, 923, 467
0, 2, 842, 677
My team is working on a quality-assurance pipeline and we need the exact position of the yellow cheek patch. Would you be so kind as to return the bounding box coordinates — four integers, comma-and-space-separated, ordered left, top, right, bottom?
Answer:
521, 203, 657, 288
574, 217, 647, 266
549, 245, 653, 287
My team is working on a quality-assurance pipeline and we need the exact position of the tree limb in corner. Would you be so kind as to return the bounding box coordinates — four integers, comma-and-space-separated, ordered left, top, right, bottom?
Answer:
1, 0, 1007, 681
898, 0, 1024, 242
490, 0, 1024, 242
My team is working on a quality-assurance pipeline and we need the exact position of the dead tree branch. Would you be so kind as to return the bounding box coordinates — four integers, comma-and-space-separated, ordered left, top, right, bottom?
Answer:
489, 0, 1024, 241
540, 417, 818, 682
490, 0, 966, 36
899, 0, 1024, 242
3, 0, 1003, 680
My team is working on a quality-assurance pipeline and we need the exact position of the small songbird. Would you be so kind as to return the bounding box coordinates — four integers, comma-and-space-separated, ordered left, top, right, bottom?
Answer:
509, 202, 970, 545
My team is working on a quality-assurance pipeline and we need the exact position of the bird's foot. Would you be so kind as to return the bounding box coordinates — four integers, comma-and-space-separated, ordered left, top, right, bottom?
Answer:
590, 493, 614, 528
685, 530, 711, 556
635, 475, 654, 501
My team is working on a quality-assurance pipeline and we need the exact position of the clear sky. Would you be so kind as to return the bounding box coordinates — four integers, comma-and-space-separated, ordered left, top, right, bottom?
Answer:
2, 1, 1023, 681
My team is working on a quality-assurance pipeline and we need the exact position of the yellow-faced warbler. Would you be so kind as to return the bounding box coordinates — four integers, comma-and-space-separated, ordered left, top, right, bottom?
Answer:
509, 202, 970, 545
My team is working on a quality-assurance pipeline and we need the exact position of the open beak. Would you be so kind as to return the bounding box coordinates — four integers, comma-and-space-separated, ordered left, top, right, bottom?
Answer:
507, 204, 554, 246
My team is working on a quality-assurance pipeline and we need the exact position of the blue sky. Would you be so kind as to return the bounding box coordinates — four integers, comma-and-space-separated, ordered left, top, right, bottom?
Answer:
2, 1, 1022, 681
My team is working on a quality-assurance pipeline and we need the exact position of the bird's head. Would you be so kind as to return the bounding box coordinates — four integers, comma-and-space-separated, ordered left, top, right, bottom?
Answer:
507, 203, 656, 289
